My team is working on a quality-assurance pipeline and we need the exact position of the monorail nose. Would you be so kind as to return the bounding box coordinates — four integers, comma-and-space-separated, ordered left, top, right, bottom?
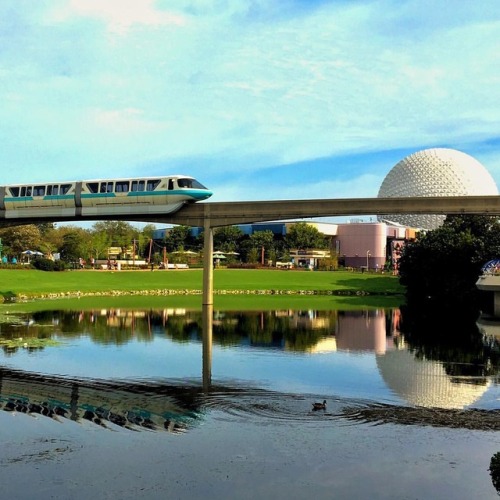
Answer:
196, 190, 213, 200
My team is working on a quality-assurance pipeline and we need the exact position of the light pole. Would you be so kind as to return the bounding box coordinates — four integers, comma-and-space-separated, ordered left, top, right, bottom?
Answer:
366, 250, 370, 271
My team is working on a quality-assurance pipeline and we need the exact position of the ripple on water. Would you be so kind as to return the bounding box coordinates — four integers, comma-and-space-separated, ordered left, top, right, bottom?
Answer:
1, 367, 499, 433
194, 389, 500, 432
197, 390, 379, 426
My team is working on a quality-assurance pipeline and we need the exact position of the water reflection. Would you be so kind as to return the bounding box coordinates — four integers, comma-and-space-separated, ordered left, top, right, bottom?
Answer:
376, 349, 491, 409
1, 365, 499, 434
0, 308, 404, 354
1, 307, 340, 350
0, 367, 199, 433
336, 309, 394, 354
0, 305, 499, 430
202, 304, 212, 391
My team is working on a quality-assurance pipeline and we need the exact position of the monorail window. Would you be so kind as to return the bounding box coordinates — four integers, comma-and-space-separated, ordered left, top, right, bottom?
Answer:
192, 179, 208, 189
87, 183, 99, 194
168, 179, 174, 190
60, 184, 71, 195
34, 186, 45, 197
177, 179, 192, 188
50, 185, 59, 196
21, 187, 32, 197
115, 181, 129, 193
8, 187, 19, 197
131, 180, 145, 192
146, 180, 160, 191
100, 182, 113, 193
177, 178, 207, 189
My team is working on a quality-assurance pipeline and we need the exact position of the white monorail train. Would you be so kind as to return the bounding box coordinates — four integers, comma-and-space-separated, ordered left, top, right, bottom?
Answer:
0, 175, 212, 219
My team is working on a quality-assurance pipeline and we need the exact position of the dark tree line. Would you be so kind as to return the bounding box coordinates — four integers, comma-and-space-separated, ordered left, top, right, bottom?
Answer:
397, 215, 500, 379
398, 215, 500, 311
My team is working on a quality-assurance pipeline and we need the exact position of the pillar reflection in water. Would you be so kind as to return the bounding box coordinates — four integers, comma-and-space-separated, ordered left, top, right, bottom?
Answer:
202, 304, 213, 392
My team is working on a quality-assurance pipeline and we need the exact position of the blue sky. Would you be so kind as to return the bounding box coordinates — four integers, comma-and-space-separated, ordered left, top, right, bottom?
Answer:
1, 0, 499, 204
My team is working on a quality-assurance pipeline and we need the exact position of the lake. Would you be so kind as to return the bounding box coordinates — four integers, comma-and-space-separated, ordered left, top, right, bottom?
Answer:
0, 305, 499, 499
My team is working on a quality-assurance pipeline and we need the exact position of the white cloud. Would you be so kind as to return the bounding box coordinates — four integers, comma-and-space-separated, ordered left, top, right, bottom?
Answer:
0, 1, 499, 195
49, 0, 187, 33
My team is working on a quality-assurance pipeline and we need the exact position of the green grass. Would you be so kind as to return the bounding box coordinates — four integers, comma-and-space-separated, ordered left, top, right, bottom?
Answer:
1, 293, 404, 314
0, 268, 404, 298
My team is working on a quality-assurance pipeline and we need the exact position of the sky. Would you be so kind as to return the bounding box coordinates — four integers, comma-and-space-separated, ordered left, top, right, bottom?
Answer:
1, 0, 500, 208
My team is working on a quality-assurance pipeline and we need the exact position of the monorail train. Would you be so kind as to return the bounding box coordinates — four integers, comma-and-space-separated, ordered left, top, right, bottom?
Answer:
0, 175, 212, 219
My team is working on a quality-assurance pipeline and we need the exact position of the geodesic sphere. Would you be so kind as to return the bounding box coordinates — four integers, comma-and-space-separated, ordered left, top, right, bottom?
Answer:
377, 148, 498, 229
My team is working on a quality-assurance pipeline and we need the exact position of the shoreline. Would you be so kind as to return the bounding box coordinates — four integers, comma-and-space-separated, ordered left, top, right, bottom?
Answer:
4, 288, 404, 302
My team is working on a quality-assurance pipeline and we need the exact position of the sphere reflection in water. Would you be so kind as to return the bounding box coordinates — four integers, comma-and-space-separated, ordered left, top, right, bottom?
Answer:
376, 349, 490, 409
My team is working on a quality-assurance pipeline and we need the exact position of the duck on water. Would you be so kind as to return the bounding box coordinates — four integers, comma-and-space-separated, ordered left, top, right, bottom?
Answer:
312, 400, 327, 411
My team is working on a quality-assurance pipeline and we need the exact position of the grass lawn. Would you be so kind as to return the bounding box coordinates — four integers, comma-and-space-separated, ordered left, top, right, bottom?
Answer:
1, 292, 405, 313
0, 268, 404, 298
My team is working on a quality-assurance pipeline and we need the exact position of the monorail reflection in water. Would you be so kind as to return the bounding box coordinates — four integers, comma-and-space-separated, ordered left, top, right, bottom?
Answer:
0, 306, 499, 432
0, 368, 197, 433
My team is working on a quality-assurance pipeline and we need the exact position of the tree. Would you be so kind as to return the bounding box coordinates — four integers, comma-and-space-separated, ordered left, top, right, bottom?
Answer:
140, 224, 157, 241
285, 222, 328, 250
91, 221, 138, 248
164, 225, 192, 252
213, 226, 243, 252
249, 230, 274, 250
39, 225, 63, 257
35, 223, 55, 236
0, 225, 42, 256
398, 215, 500, 309
41, 225, 91, 259
246, 246, 260, 264
249, 230, 275, 264
134, 224, 157, 260
88, 230, 112, 260
60, 232, 85, 263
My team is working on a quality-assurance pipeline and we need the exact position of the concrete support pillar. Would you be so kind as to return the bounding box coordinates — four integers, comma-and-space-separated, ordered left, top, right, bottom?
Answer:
202, 218, 214, 390
202, 219, 214, 306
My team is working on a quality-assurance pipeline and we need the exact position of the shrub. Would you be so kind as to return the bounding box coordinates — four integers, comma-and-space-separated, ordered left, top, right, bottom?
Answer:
227, 263, 258, 269
33, 258, 55, 271
32, 258, 66, 272
53, 260, 66, 271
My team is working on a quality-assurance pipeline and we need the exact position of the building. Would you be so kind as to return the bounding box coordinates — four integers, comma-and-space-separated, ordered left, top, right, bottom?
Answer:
152, 147, 496, 269
153, 219, 414, 270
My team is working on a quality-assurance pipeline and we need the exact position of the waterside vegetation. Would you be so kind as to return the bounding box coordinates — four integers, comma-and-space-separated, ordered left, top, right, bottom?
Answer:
399, 215, 500, 314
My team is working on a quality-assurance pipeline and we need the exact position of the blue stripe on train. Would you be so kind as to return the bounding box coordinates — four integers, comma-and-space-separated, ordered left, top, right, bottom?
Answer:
4, 195, 75, 202
80, 189, 212, 200
4, 189, 212, 203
